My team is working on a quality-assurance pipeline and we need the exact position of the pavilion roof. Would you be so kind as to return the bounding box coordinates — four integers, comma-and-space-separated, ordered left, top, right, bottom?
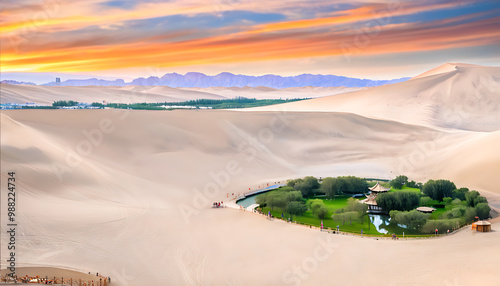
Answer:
416, 206, 436, 213
475, 221, 491, 226
369, 182, 390, 193
362, 193, 378, 205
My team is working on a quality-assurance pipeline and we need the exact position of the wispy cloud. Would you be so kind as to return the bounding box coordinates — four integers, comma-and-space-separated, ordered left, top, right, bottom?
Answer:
1, 0, 499, 75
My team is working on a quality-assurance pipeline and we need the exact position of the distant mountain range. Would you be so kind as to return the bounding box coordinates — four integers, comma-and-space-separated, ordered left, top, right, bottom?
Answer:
4, 72, 409, 88
1, 80, 36, 85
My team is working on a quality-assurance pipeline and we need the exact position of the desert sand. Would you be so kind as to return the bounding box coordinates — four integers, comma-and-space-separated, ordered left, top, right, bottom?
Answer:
1, 64, 500, 285
251, 64, 500, 132
0, 267, 104, 283
0, 84, 356, 106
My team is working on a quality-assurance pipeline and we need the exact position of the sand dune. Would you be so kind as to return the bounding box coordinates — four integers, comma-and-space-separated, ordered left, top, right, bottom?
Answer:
0, 84, 356, 106
1, 108, 499, 285
0, 84, 181, 104
251, 64, 500, 132
182, 86, 362, 100
411, 63, 482, 79
1, 64, 499, 286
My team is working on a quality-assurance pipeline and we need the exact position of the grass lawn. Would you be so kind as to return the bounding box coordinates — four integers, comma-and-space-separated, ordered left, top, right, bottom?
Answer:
253, 188, 442, 237
429, 208, 447, 220
260, 206, 383, 235
389, 186, 421, 194
314, 195, 364, 213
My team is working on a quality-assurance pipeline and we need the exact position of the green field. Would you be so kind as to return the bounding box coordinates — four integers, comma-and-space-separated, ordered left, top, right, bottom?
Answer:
249, 176, 490, 237
260, 204, 383, 235
316, 195, 364, 212
254, 186, 438, 237
389, 186, 421, 194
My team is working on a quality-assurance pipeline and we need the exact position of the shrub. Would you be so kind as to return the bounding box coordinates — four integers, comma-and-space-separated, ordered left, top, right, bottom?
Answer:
315, 206, 329, 219
333, 211, 360, 225
420, 196, 432, 206
464, 207, 477, 223
422, 219, 460, 233
389, 210, 429, 231
307, 199, 327, 218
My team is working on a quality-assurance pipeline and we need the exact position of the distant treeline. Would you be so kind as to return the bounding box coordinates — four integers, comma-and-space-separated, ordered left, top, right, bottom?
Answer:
53, 100, 79, 107
108, 97, 307, 110
22, 97, 306, 110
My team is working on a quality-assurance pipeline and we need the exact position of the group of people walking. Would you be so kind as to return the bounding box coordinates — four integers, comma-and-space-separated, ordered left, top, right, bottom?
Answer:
213, 201, 224, 208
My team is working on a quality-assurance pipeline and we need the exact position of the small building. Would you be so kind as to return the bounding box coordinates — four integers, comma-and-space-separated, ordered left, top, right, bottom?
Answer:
473, 221, 491, 232
362, 182, 390, 213
369, 182, 390, 193
416, 206, 436, 214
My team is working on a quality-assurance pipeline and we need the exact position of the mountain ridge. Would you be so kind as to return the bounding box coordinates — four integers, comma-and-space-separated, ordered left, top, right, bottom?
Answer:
15, 72, 410, 88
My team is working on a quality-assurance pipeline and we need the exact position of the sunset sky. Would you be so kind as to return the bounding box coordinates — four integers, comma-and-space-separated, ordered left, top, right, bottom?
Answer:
1, 0, 499, 80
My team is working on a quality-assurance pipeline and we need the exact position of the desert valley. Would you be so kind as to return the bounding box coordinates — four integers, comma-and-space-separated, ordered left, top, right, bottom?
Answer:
1, 63, 500, 285
2, 0, 500, 284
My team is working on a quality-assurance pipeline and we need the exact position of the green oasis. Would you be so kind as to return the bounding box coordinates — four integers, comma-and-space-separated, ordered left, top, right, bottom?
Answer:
252, 176, 492, 236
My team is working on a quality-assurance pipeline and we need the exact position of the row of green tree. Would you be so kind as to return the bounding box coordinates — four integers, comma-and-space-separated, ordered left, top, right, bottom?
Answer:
99, 98, 307, 110
52, 100, 79, 107
376, 192, 420, 211
255, 187, 308, 220
332, 198, 368, 226
384, 178, 491, 233
286, 176, 369, 198
390, 175, 421, 189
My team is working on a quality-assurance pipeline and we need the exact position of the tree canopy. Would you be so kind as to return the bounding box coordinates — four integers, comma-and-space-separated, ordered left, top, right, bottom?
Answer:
390, 210, 429, 231
320, 177, 341, 199
390, 175, 408, 189
376, 191, 420, 211
53, 100, 79, 107
286, 201, 308, 220
422, 179, 456, 201
307, 199, 329, 219
288, 176, 320, 197
336, 176, 368, 194
255, 188, 303, 210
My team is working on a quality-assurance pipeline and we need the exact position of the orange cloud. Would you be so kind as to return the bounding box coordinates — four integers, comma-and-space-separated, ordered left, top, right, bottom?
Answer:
2, 15, 499, 73
2, 1, 499, 74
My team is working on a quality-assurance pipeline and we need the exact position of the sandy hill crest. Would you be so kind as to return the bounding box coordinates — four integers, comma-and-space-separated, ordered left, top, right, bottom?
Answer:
252, 63, 500, 132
